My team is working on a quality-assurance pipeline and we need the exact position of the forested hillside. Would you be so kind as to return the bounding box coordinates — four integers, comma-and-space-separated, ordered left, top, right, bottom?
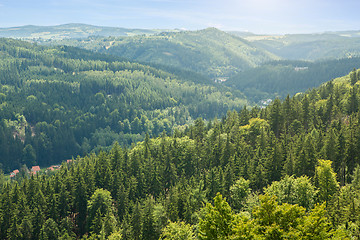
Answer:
226, 58, 360, 102
48, 28, 279, 78
1, 69, 360, 239
0, 38, 247, 172
242, 32, 360, 60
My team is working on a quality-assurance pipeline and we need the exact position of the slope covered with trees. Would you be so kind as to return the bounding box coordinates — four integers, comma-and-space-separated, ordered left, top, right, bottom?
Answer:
226, 58, 360, 102
0, 38, 247, 172
1, 69, 360, 239
242, 32, 360, 60
48, 29, 360, 104
48, 28, 279, 78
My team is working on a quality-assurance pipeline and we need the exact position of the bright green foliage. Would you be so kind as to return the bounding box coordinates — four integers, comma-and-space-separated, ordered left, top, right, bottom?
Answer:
159, 221, 194, 240
231, 216, 257, 240
230, 177, 251, 211
108, 231, 122, 240
265, 175, 317, 210
198, 193, 235, 240
298, 204, 336, 239
252, 195, 305, 239
314, 160, 339, 203
87, 188, 118, 237
246, 195, 348, 239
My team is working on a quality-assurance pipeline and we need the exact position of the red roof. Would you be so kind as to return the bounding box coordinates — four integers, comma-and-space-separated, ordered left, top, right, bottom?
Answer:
13, 169, 19, 174
31, 166, 41, 172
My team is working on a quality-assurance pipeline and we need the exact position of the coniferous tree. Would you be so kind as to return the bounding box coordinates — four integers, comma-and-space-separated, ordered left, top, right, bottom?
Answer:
131, 202, 142, 240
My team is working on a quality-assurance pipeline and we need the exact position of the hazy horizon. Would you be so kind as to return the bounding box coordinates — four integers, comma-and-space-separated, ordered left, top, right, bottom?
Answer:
0, 0, 360, 34
1, 22, 360, 36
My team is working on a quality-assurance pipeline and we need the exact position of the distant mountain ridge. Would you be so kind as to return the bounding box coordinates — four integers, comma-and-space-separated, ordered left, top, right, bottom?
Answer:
49, 27, 279, 78
232, 30, 360, 60
0, 23, 176, 40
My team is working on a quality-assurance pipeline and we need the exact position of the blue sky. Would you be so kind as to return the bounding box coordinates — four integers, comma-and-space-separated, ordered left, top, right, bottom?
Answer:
1, 0, 360, 34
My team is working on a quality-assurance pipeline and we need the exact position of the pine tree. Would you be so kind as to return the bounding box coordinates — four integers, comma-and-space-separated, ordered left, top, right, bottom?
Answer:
141, 197, 157, 240
7, 211, 22, 240
269, 98, 283, 138
314, 159, 339, 203
350, 68, 357, 85
39, 218, 60, 240
131, 202, 142, 240
87, 188, 117, 236
347, 86, 358, 114
74, 176, 87, 235
19, 215, 33, 240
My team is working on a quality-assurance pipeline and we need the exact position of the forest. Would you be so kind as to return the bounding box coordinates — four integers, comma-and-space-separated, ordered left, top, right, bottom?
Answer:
47, 28, 278, 78
0, 38, 247, 172
225, 58, 360, 102
245, 32, 360, 60
43, 28, 360, 105
1, 63, 360, 239
2, 27, 360, 240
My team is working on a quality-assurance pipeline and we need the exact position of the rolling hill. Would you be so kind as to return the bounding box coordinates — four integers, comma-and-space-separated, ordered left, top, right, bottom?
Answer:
225, 58, 360, 103
238, 31, 360, 60
48, 28, 280, 78
0, 23, 173, 40
0, 37, 247, 171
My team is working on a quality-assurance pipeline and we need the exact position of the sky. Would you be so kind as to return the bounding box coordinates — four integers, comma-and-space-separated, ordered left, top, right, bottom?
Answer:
0, 0, 360, 34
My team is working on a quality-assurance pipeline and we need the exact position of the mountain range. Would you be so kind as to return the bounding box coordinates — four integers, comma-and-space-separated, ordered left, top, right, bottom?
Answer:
240, 31, 360, 60
0, 23, 174, 40
45, 27, 279, 78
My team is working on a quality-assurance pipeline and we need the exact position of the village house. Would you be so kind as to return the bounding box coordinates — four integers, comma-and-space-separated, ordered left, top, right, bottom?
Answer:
10, 169, 19, 178
31, 166, 41, 175
46, 165, 61, 172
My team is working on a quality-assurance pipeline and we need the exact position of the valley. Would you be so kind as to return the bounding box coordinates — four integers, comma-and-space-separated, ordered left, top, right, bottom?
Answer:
0, 23, 360, 239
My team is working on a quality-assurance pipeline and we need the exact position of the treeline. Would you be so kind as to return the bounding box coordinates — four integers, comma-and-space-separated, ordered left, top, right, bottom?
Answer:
0, 38, 247, 172
226, 58, 360, 102
1, 69, 360, 239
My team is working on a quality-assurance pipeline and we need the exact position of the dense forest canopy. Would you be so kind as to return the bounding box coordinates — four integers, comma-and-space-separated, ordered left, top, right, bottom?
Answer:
2, 26, 360, 239
34, 28, 360, 105
226, 58, 360, 102
1, 68, 360, 239
46, 28, 279, 78
0, 38, 247, 172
